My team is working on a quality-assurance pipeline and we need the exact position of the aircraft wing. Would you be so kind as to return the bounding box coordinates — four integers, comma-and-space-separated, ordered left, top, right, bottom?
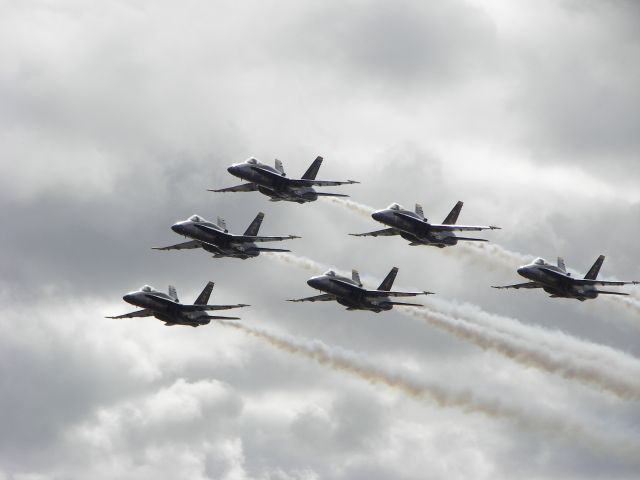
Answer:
208, 183, 258, 193
571, 279, 640, 287
180, 303, 250, 311
236, 235, 301, 243
365, 290, 433, 297
429, 224, 501, 232
288, 179, 359, 187
203, 315, 242, 320
152, 240, 202, 250
349, 228, 399, 237
106, 309, 153, 319
491, 282, 541, 289
287, 294, 336, 302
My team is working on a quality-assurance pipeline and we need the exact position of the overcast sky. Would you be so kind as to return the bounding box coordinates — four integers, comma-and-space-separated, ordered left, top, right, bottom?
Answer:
1, 0, 640, 478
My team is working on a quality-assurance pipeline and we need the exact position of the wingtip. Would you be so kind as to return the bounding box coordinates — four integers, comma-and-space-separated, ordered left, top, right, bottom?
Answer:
348, 180, 360, 184
423, 291, 435, 295
490, 226, 501, 230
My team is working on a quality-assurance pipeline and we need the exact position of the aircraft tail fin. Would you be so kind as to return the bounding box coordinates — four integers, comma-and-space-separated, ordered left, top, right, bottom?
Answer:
442, 201, 463, 225
302, 156, 323, 180
194, 281, 214, 305
244, 212, 264, 236
415, 203, 424, 219
217, 216, 228, 232
557, 257, 566, 272
274, 159, 285, 175
168, 285, 179, 302
584, 255, 605, 280
377, 267, 399, 291
352, 269, 362, 286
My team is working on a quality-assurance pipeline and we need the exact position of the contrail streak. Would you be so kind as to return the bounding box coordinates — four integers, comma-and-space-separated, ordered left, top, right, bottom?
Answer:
398, 306, 640, 400
269, 252, 640, 399
322, 196, 375, 217
223, 321, 640, 461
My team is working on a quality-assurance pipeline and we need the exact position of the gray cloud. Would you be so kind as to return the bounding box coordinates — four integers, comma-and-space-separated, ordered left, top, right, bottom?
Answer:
2, 0, 640, 478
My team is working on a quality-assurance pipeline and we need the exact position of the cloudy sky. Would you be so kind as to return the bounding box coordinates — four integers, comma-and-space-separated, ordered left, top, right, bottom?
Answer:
2, 0, 640, 478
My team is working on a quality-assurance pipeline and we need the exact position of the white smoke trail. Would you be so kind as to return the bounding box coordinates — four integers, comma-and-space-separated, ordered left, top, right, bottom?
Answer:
269, 252, 640, 399
398, 306, 640, 400
266, 252, 326, 273
321, 196, 375, 218
223, 321, 640, 461
603, 295, 640, 320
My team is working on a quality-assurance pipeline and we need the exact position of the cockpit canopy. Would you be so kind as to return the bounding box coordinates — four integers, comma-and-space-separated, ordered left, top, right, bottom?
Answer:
324, 270, 336, 277
245, 158, 258, 165
140, 285, 155, 293
188, 214, 204, 223
388, 203, 403, 211
533, 258, 547, 266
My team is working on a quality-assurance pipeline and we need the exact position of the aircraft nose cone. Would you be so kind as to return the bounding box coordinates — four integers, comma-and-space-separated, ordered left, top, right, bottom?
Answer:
171, 223, 182, 234
517, 266, 527, 276
227, 164, 239, 175
371, 210, 385, 222
123, 293, 135, 304
307, 277, 322, 289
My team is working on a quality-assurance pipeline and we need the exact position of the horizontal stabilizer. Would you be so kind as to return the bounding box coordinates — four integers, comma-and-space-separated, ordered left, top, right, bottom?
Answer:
314, 192, 350, 198
454, 237, 489, 242
253, 247, 292, 253
595, 291, 629, 296
384, 301, 424, 307
204, 315, 242, 320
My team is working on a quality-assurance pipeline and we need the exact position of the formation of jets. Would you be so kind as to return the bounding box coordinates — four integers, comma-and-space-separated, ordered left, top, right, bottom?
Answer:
107, 156, 639, 325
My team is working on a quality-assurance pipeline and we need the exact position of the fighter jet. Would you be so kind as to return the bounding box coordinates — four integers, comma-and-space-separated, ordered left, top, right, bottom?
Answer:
153, 212, 300, 259
350, 201, 500, 248
492, 255, 639, 301
210, 156, 358, 203
288, 267, 432, 313
106, 281, 249, 327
